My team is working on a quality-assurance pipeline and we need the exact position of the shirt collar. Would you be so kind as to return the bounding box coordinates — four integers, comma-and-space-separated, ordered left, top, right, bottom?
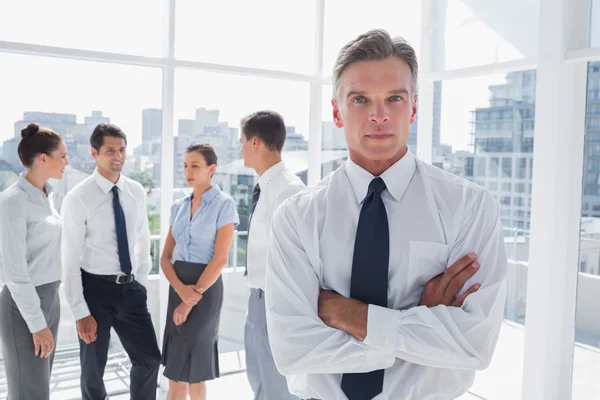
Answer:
345, 149, 416, 204
188, 184, 222, 205
258, 161, 286, 189
17, 173, 53, 199
93, 168, 125, 194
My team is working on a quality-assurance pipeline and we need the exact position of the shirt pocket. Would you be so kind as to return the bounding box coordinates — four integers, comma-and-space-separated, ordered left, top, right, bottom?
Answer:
407, 240, 449, 289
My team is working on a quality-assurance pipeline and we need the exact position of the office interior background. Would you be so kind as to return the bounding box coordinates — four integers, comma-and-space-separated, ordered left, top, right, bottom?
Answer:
1, 0, 600, 399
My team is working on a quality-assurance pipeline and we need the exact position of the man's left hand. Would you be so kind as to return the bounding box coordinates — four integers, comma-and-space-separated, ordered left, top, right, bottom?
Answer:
318, 290, 368, 341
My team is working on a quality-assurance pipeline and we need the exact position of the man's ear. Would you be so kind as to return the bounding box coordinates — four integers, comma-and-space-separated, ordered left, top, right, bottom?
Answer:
332, 99, 344, 128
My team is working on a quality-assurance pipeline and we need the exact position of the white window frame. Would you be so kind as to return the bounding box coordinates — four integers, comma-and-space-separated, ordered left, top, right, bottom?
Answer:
2, 0, 600, 397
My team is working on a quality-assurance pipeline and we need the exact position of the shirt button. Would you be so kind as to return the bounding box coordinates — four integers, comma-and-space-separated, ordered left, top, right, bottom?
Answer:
380, 335, 386, 343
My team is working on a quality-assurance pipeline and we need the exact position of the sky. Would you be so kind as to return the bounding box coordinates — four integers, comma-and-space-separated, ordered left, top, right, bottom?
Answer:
0, 0, 559, 153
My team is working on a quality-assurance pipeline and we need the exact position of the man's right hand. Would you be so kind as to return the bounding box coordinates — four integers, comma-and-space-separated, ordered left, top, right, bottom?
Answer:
32, 327, 55, 358
419, 253, 481, 308
176, 284, 203, 306
77, 315, 98, 344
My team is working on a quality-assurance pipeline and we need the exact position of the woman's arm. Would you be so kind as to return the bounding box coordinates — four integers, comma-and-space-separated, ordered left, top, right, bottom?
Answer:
160, 227, 202, 306
194, 223, 235, 290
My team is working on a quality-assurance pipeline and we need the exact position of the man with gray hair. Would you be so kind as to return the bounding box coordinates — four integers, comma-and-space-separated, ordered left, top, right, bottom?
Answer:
265, 29, 508, 400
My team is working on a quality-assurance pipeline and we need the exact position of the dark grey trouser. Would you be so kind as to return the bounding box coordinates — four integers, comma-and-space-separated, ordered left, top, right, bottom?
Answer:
0, 281, 61, 400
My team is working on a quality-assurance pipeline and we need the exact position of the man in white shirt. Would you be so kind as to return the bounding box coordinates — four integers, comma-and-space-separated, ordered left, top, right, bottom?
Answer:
265, 29, 508, 400
61, 124, 161, 400
240, 110, 306, 399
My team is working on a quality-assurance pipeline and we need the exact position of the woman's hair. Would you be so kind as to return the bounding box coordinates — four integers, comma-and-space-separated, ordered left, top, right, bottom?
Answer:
186, 142, 218, 167
17, 123, 62, 168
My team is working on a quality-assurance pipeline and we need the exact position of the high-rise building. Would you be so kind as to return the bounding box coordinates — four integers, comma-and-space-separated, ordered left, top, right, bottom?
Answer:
142, 108, 162, 142
582, 63, 600, 217
456, 64, 600, 230
283, 126, 308, 151
85, 111, 110, 136
467, 70, 537, 230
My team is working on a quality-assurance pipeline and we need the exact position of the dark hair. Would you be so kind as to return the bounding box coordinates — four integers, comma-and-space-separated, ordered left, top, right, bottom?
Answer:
90, 123, 128, 151
186, 142, 218, 168
17, 123, 62, 168
240, 110, 286, 152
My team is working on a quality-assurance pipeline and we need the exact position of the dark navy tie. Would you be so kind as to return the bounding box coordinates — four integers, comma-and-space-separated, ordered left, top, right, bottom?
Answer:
341, 177, 389, 400
244, 183, 261, 277
111, 186, 133, 275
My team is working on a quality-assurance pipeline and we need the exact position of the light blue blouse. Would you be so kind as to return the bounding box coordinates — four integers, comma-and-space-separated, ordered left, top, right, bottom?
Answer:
170, 185, 239, 264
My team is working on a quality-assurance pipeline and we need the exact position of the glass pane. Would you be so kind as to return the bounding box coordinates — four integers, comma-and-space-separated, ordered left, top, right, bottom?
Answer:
176, 0, 316, 74
321, 84, 349, 178
323, 0, 421, 76
573, 61, 600, 400
433, 0, 539, 71
173, 70, 309, 269
0, 53, 162, 398
0, 0, 165, 56
436, 70, 537, 399
172, 70, 309, 370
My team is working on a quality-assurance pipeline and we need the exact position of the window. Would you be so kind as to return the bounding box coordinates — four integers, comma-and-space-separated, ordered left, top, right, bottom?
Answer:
476, 157, 487, 177
490, 157, 500, 177
322, 84, 349, 178
502, 157, 513, 178
436, 70, 537, 398
175, 69, 310, 269
0, 0, 164, 56
433, 0, 539, 71
323, 0, 421, 76
0, 53, 163, 396
176, 0, 316, 74
574, 61, 600, 398
517, 158, 528, 178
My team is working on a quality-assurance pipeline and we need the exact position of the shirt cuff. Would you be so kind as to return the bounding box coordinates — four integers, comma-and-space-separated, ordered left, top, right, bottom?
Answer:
72, 302, 91, 321
363, 304, 401, 352
26, 313, 48, 334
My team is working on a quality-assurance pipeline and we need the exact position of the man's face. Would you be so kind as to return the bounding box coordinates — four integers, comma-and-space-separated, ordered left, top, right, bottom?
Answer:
92, 136, 127, 176
332, 56, 417, 167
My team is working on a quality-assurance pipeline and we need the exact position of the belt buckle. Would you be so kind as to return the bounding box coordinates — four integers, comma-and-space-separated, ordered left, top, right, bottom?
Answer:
116, 275, 134, 284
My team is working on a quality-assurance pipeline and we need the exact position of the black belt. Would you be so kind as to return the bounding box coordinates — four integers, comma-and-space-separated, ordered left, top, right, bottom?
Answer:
82, 270, 135, 285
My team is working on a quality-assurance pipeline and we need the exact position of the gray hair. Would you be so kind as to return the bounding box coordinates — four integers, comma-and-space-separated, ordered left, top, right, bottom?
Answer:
332, 29, 419, 101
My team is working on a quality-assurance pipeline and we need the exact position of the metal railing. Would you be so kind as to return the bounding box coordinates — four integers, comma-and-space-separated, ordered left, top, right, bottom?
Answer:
149, 230, 249, 275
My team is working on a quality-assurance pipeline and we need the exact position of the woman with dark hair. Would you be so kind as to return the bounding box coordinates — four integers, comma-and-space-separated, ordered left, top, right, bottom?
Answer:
160, 142, 239, 400
0, 123, 69, 399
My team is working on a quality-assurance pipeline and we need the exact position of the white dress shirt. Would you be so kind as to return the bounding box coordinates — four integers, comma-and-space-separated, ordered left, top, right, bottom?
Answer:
265, 151, 508, 400
0, 174, 62, 333
60, 169, 151, 320
246, 161, 305, 291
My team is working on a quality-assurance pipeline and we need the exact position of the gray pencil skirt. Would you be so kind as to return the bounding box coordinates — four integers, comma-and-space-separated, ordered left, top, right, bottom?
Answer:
161, 261, 224, 384
0, 280, 61, 400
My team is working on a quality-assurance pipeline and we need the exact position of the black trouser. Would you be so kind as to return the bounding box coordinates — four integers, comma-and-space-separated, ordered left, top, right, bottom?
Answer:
80, 271, 161, 400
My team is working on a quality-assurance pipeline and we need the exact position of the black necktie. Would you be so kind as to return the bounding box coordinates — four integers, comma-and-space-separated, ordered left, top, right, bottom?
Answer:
111, 186, 133, 275
244, 183, 261, 277
341, 177, 389, 400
